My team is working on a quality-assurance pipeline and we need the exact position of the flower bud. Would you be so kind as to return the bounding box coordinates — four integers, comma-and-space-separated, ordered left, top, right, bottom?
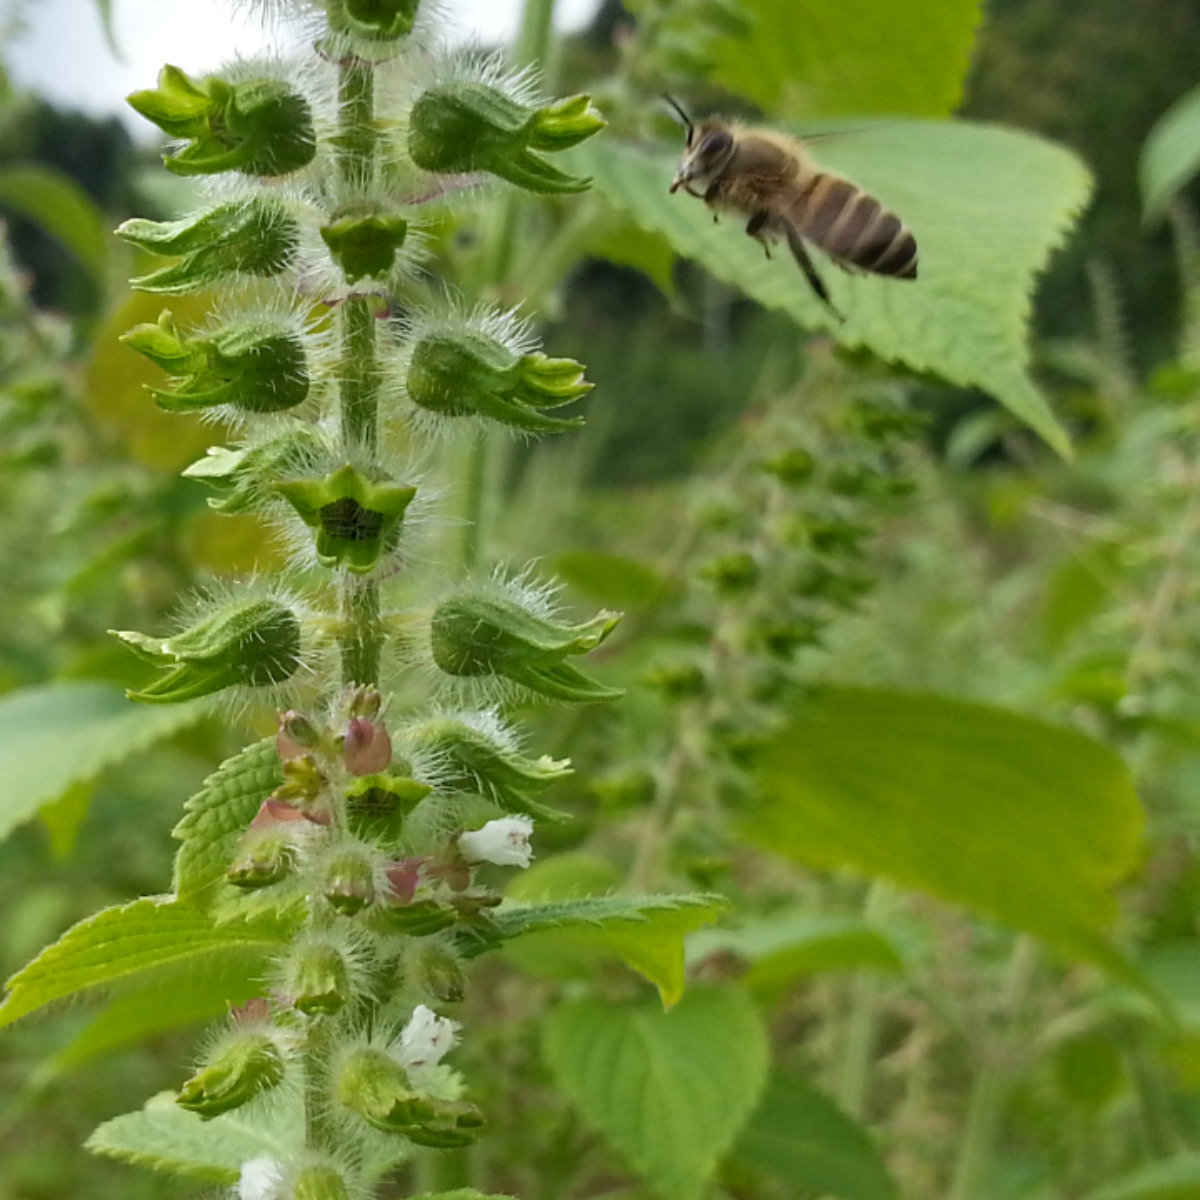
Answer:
430, 591, 621, 703
113, 598, 303, 704
343, 717, 392, 775
408, 84, 604, 194
118, 199, 300, 294
341, 683, 384, 721
183, 428, 324, 516
227, 831, 297, 890
290, 943, 354, 1016
335, 1048, 435, 1133
276, 464, 417, 575
320, 214, 409, 283
278, 710, 321, 759
176, 1032, 285, 1118
329, 0, 421, 39
458, 815, 534, 867
122, 311, 309, 415
407, 329, 590, 433
293, 1165, 352, 1200
405, 714, 571, 819
238, 1157, 285, 1200
322, 851, 376, 916
416, 945, 467, 1003
127, 66, 316, 177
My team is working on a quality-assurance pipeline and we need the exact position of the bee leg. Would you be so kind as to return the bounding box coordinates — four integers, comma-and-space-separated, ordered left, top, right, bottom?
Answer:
786, 230, 846, 323
745, 211, 772, 260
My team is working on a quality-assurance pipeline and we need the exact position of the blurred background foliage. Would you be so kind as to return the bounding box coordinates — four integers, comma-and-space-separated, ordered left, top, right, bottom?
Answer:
8, 1, 1200, 1199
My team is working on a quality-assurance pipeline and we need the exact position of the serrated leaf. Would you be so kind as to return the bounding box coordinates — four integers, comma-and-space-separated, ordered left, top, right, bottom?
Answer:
543, 986, 769, 1200
0, 898, 285, 1027
748, 688, 1143, 972
461, 894, 726, 1007
0, 163, 108, 280
732, 1072, 897, 1200
1081, 1154, 1200, 1200
87, 1090, 297, 1182
173, 738, 282, 903
40, 956, 266, 1079
688, 912, 905, 998
1141, 85, 1200, 223
573, 121, 1091, 456
0, 682, 207, 845
709, 0, 983, 119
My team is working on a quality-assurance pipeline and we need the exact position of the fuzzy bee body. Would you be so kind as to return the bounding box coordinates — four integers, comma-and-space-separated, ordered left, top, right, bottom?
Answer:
666, 105, 917, 319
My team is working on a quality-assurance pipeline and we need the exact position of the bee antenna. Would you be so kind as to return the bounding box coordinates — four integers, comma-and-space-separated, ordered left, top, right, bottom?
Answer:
661, 93, 695, 143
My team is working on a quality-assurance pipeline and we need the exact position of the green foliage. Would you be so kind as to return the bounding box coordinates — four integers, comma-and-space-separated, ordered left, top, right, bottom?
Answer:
0, 163, 108, 280
0, 899, 284, 1027
87, 1090, 295, 1183
1081, 1155, 1200, 1200
542, 986, 770, 1200
707, 0, 984, 119
1141, 84, 1200, 222
464, 893, 725, 1005
748, 688, 1142, 970
0, 682, 206, 843
574, 119, 1090, 455
172, 737, 282, 903
731, 1071, 897, 1200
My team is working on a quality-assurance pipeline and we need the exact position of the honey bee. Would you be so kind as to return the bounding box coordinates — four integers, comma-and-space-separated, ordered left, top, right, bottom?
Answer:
664, 95, 917, 321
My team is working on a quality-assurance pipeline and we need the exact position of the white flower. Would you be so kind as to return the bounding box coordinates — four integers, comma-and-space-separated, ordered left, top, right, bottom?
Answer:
398, 1003, 460, 1068
458, 815, 534, 868
238, 1157, 285, 1200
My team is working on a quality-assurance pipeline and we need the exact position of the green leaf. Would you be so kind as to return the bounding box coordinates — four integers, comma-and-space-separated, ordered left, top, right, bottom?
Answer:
574, 121, 1091, 456
732, 1071, 897, 1200
411, 1194, 518, 1200
0, 898, 285, 1027
87, 1090, 295, 1183
461, 893, 726, 1007
0, 164, 108, 280
0, 682, 206, 845
1081, 1154, 1200, 1200
688, 912, 906, 998
173, 738, 282, 903
39, 780, 93, 860
543, 986, 769, 1200
747, 688, 1143, 971
40, 957, 266, 1079
1141, 85, 1200, 223
708, 0, 983, 119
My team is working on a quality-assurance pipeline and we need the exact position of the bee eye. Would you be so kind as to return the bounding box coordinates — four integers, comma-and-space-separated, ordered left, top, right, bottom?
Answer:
698, 130, 733, 161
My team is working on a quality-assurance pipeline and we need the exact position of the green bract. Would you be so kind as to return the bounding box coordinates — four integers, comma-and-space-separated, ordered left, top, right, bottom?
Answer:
290, 942, 353, 1016
276, 463, 418, 575
404, 715, 573, 820
127, 65, 316, 177
430, 591, 622, 702
294, 1165, 352, 1200
117, 200, 300, 294
122, 311, 309, 414
408, 86, 605, 194
336, 1048, 434, 1132
320, 214, 410, 283
112, 598, 303, 704
183, 429, 324, 515
407, 329, 590, 433
176, 1032, 285, 1118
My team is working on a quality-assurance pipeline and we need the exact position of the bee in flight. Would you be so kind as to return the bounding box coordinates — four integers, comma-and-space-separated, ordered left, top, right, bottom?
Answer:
664, 95, 917, 322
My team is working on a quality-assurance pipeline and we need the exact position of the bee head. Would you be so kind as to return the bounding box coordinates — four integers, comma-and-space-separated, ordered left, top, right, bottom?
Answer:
669, 121, 736, 196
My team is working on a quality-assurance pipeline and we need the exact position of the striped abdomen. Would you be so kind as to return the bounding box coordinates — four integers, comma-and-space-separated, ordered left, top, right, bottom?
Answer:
790, 174, 918, 280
